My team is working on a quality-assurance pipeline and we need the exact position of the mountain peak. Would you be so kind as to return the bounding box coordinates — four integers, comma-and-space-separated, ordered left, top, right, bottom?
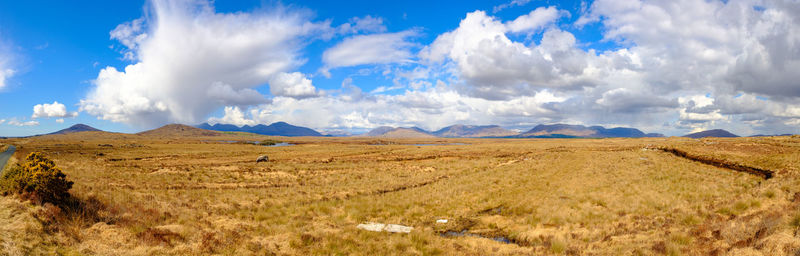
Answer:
139, 124, 219, 137
683, 129, 739, 138
48, 123, 102, 135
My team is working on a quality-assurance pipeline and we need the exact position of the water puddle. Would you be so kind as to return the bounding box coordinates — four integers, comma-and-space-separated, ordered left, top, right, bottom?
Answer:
478, 205, 504, 215
440, 230, 511, 244
370, 143, 470, 146
266, 142, 294, 147
202, 140, 293, 146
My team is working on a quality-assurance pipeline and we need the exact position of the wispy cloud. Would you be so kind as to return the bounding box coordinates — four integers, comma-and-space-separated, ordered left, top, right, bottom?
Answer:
493, 0, 533, 13
7, 118, 39, 126
321, 30, 418, 76
0, 37, 16, 90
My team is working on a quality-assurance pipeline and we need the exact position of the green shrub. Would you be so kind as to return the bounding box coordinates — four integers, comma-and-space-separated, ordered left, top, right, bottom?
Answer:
258, 140, 280, 146
1, 152, 73, 204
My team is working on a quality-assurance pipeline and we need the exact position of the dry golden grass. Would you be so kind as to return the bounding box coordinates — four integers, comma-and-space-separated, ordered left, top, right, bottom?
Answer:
1, 133, 800, 255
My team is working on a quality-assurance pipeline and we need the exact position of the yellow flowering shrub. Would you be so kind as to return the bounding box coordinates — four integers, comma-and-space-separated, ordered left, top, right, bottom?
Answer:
1, 152, 73, 204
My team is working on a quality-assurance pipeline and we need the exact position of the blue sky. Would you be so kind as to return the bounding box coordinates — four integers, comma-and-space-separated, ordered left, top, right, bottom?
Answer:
1, 0, 799, 136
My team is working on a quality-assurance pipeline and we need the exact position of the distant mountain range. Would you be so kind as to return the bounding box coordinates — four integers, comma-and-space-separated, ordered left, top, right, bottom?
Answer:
18, 123, 788, 139
361, 123, 664, 138
197, 122, 323, 137
518, 124, 664, 138
48, 124, 101, 135
360, 126, 436, 138
683, 129, 739, 138
432, 124, 518, 138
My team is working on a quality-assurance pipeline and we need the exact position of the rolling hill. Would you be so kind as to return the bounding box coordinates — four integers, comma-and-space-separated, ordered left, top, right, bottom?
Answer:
48, 124, 101, 135
197, 122, 322, 137
519, 124, 664, 138
432, 124, 518, 138
138, 124, 220, 137
683, 129, 739, 138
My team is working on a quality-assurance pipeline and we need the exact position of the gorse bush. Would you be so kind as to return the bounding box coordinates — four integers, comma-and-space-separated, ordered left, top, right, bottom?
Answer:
1, 152, 73, 204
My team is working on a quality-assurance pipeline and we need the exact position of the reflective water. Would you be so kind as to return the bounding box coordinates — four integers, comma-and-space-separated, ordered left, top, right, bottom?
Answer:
440, 230, 511, 244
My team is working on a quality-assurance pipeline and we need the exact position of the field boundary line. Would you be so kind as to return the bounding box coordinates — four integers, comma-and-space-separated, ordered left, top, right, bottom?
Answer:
652, 146, 774, 179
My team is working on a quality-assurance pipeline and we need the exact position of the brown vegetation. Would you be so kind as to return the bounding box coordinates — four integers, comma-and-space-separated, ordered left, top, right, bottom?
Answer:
0, 133, 799, 255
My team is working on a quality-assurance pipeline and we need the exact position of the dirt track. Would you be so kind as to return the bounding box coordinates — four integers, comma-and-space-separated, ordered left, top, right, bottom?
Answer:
0, 145, 15, 172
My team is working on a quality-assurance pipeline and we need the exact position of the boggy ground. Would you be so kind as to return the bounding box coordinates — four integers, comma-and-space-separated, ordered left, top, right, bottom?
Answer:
1, 132, 800, 255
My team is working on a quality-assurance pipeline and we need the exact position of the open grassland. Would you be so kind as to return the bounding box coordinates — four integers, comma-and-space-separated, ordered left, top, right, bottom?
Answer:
1, 133, 800, 255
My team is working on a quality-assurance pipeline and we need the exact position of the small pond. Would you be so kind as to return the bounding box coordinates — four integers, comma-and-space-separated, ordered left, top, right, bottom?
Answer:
266, 142, 294, 147
440, 230, 511, 244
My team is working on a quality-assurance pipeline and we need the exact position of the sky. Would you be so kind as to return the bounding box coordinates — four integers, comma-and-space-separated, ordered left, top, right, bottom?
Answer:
0, 0, 799, 137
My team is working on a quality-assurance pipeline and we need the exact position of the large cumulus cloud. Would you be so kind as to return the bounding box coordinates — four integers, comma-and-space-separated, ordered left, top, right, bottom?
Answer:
421, 8, 596, 100
80, 0, 323, 127
407, 0, 800, 135
578, 0, 800, 133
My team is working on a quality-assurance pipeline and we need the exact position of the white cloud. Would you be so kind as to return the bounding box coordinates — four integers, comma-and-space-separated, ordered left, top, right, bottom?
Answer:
268, 72, 319, 99
0, 68, 12, 89
337, 15, 387, 34
506, 6, 562, 33
56, 119, 64, 123
322, 30, 417, 73
405, 1, 800, 135
209, 84, 564, 132
493, 0, 533, 13
569, 0, 800, 134
421, 10, 595, 100
0, 119, 5, 124
68, 0, 800, 136
678, 95, 725, 122
110, 17, 147, 60
8, 119, 39, 126
595, 88, 677, 113
0, 38, 15, 89
208, 106, 256, 126
32, 101, 78, 119
579, 0, 800, 97
80, 0, 325, 128
207, 82, 270, 106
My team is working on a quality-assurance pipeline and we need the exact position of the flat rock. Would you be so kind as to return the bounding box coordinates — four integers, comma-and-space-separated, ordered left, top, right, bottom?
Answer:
384, 224, 413, 233
356, 223, 386, 232
357, 222, 412, 233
